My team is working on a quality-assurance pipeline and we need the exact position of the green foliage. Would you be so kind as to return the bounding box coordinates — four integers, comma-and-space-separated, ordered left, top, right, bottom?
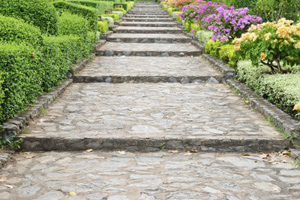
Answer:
102, 13, 119, 21
68, 0, 114, 14
172, 11, 182, 22
53, 1, 98, 31
0, 71, 4, 120
0, 42, 43, 122
57, 12, 89, 36
112, 11, 124, 18
195, 30, 213, 44
205, 39, 222, 57
168, 7, 178, 15
0, 0, 58, 35
219, 44, 238, 68
0, 15, 43, 47
98, 21, 109, 33
113, 7, 127, 14
114, 3, 128, 11
0, 136, 23, 150
102, 16, 114, 26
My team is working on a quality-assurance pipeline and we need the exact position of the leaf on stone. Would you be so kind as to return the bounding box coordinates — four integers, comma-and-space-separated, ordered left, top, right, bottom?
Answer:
281, 151, 290, 156
118, 151, 126, 155
259, 154, 270, 159
0, 177, 7, 182
242, 153, 250, 156
168, 150, 179, 153
69, 192, 77, 197
4, 184, 13, 189
189, 150, 198, 153
25, 155, 35, 159
85, 149, 93, 153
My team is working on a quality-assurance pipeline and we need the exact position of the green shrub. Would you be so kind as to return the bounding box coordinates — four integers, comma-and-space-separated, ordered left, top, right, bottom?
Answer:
112, 11, 124, 18
205, 39, 222, 58
113, 7, 126, 14
0, 0, 58, 35
102, 16, 114, 26
0, 15, 43, 47
0, 42, 43, 122
68, 0, 114, 14
257, 74, 300, 118
98, 21, 109, 33
102, 13, 119, 21
53, 1, 98, 31
219, 44, 238, 68
58, 12, 89, 36
83, 31, 97, 57
195, 30, 213, 44
0, 71, 4, 120
190, 23, 200, 34
114, 3, 128, 11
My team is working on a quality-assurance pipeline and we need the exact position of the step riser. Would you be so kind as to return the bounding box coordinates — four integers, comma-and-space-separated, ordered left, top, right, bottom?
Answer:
118, 23, 177, 27
73, 76, 223, 84
116, 29, 183, 34
19, 137, 287, 153
96, 50, 201, 57
128, 12, 168, 15
106, 38, 190, 43
122, 19, 174, 22
125, 15, 170, 18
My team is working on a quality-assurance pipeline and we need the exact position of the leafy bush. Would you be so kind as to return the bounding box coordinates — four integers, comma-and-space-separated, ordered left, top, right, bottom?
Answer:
219, 44, 238, 68
53, 1, 98, 31
0, 71, 4, 120
102, 13, 120, 21
113, 7, 126, 14
0, 42, 43, 122
98, 21, 109, 33
112, 11, 124, 18
102, 16, 114, 27
114, 3, 128, 11
69, 0, 114, 14
195, 30, 213, 44
58, 12, 89, 36
233, 18, 300, 74
0, 15, 43, 47
172, 11, 182, 22
0, 0, 58, 35
205, 39, 222, 57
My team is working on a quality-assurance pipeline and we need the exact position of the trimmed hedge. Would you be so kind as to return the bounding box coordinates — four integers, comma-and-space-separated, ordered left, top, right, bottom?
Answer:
0, 0, 58, 35
102, 13, 119, 21
98, 21, 109, 33
68, 0, 114, 14
0, 42, 43, 122
219, 44, 238, 68
0, 71, 4, 120
0, 15, 43, 47
102, 16, 114, 26
53, 1, 98, 31
58, 12, 89, 36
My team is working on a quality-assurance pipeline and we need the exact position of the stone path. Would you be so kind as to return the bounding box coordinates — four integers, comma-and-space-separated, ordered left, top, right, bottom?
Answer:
0, 2, 299, 199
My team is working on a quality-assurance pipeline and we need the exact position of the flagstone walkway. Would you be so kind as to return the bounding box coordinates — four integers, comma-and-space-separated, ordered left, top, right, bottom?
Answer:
0, 2, 299, 199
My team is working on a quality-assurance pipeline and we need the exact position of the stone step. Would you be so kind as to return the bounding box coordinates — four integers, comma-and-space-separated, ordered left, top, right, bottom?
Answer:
122, 17, 174, 22
128, 11, 168, 15
106, 33, 191, 43
2, 151, 299, 199
19, 83, 287, 152
73, 57, 223, 83
125, 14, 171, 18
117, 22, 177, 27
95, 42, 201, 57
116, 26, 183, 34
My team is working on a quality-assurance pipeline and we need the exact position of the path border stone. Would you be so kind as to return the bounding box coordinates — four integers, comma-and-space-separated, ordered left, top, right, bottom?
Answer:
0, 150, 14, 170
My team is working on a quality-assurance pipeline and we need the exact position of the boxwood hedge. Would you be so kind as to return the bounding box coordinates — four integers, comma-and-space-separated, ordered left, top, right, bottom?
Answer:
58, 12, 89, 36
68, 0, 114, 14
53, 1, 98, 31
0, 0, 58, 35
0, 15, 43, 47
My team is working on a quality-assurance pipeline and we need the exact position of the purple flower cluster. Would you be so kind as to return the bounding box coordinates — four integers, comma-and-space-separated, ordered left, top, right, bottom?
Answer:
179, 1, 262, 41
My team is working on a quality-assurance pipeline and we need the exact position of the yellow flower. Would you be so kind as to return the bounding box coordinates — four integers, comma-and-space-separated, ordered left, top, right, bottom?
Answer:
264, 33, 272, 40
277, 26, 291, 38
260, 53, 267, 61
295, 42, 300, 49
234, 44, 241, 51
294, 103, 300, 111
248, 25, 257, 32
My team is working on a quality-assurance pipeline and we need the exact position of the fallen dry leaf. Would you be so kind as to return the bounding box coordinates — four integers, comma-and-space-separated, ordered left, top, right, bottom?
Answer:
4, 184, 13, 189
242, 153, 250, 156
69, 192, 77, 197
168, 150, 179, 153
85, 149, 93, 153
259, 154, 270, 159
281, 151, 290, 156
0, 177, 7, 182
189, 150, 198, 153
25, 155, 35, 159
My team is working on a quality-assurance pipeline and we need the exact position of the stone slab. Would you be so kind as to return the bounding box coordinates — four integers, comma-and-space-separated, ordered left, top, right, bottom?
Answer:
0, 151, 299, 199
106, 33, 190, 43
116, 26, 182, 34
96, 42, 201, 57
122, 17, 174, 22
19, 83, 287, 151
118, 22, 177, 27
125, 15, 171, 18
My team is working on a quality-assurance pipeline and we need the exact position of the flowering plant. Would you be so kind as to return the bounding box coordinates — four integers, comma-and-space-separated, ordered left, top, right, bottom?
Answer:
233, 18, 300, 73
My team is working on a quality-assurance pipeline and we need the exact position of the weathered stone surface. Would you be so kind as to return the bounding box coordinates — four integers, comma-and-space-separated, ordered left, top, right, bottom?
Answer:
118, 22, 177, 27
0, 151, 299, 199
106, 33, 190, 43
125, 14, 171, 18
19, 83, 287, 151
122, 17, 174, 22
96, 42, 201, 57
116, 26, 182, 34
